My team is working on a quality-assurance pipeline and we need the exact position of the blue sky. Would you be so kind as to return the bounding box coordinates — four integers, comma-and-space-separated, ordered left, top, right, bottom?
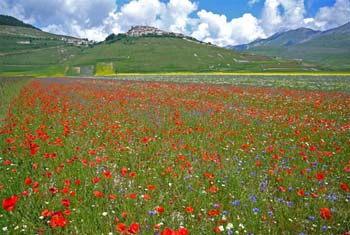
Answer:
1, 0, 349, 46
115, 0, 337, 18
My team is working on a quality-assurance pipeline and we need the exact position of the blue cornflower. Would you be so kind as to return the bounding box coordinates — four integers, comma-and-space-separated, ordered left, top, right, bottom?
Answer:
286, 201, 293, 207
232, 200, 240, 206
148, 211, 156, 216
249, 195, 257, 202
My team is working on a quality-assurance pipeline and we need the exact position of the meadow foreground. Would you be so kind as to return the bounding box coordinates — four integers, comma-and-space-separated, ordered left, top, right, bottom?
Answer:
1, 77, 349, 234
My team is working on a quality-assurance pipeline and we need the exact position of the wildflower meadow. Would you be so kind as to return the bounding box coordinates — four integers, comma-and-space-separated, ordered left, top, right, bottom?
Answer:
0, 77, 349, 234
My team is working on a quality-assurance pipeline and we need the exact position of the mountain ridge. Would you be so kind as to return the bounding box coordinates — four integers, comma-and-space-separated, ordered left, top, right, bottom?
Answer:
229, 22, 350, 69
0, 15, 39, 30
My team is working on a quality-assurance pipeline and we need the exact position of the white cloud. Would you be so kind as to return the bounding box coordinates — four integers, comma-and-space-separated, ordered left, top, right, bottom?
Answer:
162, 0, 198, 34
312, 0, 350, 30
117, 0, 166, 31
192, 10, 265, 46
259, 0, 350, 37
114, 0, 197, 35
0, 0, 117, 41
248, 0, 260, 7
0, 0, 349, 45
260, 0, 306, 36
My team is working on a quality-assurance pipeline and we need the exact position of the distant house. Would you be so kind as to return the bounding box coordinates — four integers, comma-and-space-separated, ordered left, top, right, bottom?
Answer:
126, 25, 187, 38
17, 40, 31, 44
61, 37, 92, 46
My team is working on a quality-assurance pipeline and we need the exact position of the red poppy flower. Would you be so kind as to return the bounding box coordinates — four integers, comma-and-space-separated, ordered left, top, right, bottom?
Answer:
341, 182, 349, 192
316, 173, 324, 181
89, 149, 96, 155
147, 184, 156, 191
24, 177, 32, 185
50, 214, 68, 227
178, 228, 188, 235
209, 185, 217, 193
33, 181, 39, 188
143, 194, 150, 201
49, 187, 58, 194
61, 198, 70, 207
41, 209, 52, 217
207, 209, 220, 216
320, 207, 332, 220
186, 206, 194, 213
92, 177, 100, 184
161, 228, 175, 235
128, 222, 140, 234
255, 160, 261, 167
121, 167, 128, 176
104, 170, 112, 179
94, 191, 103, 197
63, 209, 71, 216
156, 206, 165, 213
108, 194, 117, 200
141, 136, 151, 143
117, 223, 127, 233
2, 195, 18, 211
297, 189, 305, 197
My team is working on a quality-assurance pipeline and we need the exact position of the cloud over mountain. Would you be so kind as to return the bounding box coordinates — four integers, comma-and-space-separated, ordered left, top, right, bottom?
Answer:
1, 0, 349, 46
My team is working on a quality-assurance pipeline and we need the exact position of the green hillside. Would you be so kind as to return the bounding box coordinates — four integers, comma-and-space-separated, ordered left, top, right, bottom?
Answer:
0, 25, 83, 76
65, 36, 319, 75
0, 15, 324, 76
232, 23, 350, 70
0, 16, 89, 77
0, 15, 38, 30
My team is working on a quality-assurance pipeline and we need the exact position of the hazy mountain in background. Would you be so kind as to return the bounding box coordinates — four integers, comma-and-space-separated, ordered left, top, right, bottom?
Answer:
230, 22, 350, 70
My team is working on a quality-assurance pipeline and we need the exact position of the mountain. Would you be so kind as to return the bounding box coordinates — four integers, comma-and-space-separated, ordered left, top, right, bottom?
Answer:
0, 15, 323, 77
0, 15, 39, 30
232, 28, 320, 50
0, 14, 93, 76
230, 22, 350, 70
66, 25, 322, 75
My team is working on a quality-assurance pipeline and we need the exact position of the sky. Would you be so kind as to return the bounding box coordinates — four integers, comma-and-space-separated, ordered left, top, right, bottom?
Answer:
1, 0, 349, 46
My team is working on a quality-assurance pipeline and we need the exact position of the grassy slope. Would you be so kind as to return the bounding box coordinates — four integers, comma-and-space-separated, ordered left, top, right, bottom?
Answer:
0, 25, 324, 76
67, 37, 316, 74
246, 30, 350, 70
0, 15, 38, 30
0, 25, 82, 76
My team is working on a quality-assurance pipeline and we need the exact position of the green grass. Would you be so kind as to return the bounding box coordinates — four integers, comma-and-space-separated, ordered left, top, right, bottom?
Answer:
0, 46, 80, 65
0, 25, 85, 77
0, 76, 349, 234
95, 62, 116, 76
67, 37, 317, 74
246, 33, 350, 70
0, 24, 346, 76
0, 77, 31, 120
